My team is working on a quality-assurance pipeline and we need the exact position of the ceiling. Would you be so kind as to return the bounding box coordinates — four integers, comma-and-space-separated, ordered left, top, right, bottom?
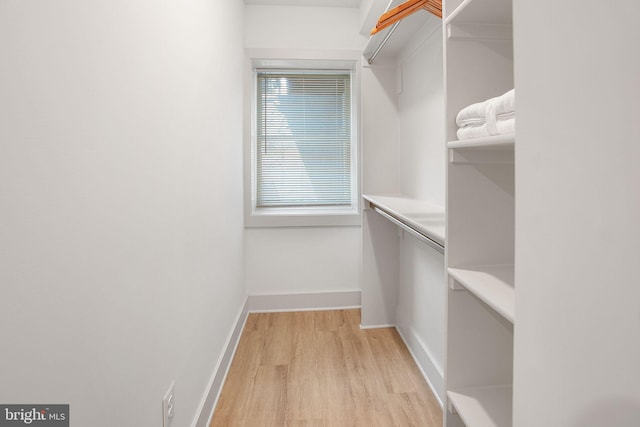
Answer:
244, 0, 361, 8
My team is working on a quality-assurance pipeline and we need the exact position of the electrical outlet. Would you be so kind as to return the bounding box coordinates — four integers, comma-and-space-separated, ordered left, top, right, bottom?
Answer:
162, 381, 175, 427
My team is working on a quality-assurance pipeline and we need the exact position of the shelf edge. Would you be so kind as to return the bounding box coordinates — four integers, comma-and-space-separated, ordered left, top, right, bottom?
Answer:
447, 385, 513, 427
448, 133, 515, 149
447, 265, 515, 323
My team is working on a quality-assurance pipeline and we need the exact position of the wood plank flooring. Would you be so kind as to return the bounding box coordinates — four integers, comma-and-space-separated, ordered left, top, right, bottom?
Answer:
210, 309, 442, 427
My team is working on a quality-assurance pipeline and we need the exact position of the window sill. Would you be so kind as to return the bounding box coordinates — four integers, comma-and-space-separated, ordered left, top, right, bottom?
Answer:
245, 206, 361, 228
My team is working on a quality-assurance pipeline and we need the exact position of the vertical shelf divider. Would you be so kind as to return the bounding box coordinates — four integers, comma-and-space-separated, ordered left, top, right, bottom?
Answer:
443, 0, 515, 425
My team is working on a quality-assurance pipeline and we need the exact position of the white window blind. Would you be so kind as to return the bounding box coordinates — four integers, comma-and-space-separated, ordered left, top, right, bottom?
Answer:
255, 70, 352, 208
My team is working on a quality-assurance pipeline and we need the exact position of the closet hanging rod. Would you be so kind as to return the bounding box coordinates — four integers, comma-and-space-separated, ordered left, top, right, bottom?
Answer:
368, 21, 400, 65
369, 202, 445, 254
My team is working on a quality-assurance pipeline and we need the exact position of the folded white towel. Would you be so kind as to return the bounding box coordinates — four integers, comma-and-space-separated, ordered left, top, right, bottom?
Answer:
457, 116, 486, 128
496, 117, 515, 135
456, 117, 515, 140
456, 89, 516, 140
456, 89, 515, 127
496, 111, 515, 121
456, 97, 493, 128
457, 124, 490, 140
493, 89, 515, 117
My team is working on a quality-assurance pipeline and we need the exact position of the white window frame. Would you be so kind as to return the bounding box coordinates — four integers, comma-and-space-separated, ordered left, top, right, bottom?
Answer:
244, 53, 361, 228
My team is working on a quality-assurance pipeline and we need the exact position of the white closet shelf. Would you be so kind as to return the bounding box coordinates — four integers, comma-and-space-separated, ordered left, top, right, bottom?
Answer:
448, 264, 514, 322
448, 133, 514, 149
363, 194, 445, 248
445, 0, 513, 25
447, 385, 513, 427
448, 134, 514, 164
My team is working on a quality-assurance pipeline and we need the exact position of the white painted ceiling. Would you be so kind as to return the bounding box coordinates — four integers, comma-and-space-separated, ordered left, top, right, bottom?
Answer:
244, 0, 361, 8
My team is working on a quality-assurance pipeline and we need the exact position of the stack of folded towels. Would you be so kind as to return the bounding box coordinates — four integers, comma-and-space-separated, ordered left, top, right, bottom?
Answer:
456, 89, 515, 140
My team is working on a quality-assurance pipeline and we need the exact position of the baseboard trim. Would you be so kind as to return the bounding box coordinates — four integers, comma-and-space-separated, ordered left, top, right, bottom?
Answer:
247, 290, 361, 313
192, 297, 249, 427
395, 323, 445, 408
359, 323, 396, 329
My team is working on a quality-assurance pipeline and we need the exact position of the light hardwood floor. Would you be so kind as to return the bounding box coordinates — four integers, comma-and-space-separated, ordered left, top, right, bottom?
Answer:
210, 309, 442, 427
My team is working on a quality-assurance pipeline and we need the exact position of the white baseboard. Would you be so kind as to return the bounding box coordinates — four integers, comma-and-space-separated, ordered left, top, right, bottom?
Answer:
247, 289, 361, 313
395, 323, 445, 407
359, 323, 396, 329
192, 297, 249, 427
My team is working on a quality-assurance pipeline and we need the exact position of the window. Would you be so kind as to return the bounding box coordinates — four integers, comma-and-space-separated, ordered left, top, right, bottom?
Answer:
247, 63, 359, 227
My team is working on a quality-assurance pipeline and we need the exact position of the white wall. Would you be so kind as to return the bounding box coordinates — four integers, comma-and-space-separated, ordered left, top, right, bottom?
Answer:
244, 5, 366, 299
245, 227, 360, 295
514, 0, 640, 425
397, 232, 445, 397
0, 1, 246, 426
362, 62, 401, 195
398, 27, 445, 206
245, 5, 365, 51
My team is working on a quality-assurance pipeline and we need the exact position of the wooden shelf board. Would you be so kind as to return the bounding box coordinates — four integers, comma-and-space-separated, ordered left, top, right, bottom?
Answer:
363, 194, 445, 246
448, 264, 514, 323
448, 385, 513, 427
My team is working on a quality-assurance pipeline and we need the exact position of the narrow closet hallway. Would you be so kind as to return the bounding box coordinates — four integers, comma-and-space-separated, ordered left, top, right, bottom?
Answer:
2, 0, 639, 425
210, 309, 442, 426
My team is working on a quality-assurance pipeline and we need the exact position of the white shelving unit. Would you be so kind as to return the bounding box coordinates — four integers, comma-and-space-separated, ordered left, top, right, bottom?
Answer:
361, 193, 446, 328
360, 0, 446, 332
443, 0, 515, 424
359, 0, 448, 404
363, 194, 445, 249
